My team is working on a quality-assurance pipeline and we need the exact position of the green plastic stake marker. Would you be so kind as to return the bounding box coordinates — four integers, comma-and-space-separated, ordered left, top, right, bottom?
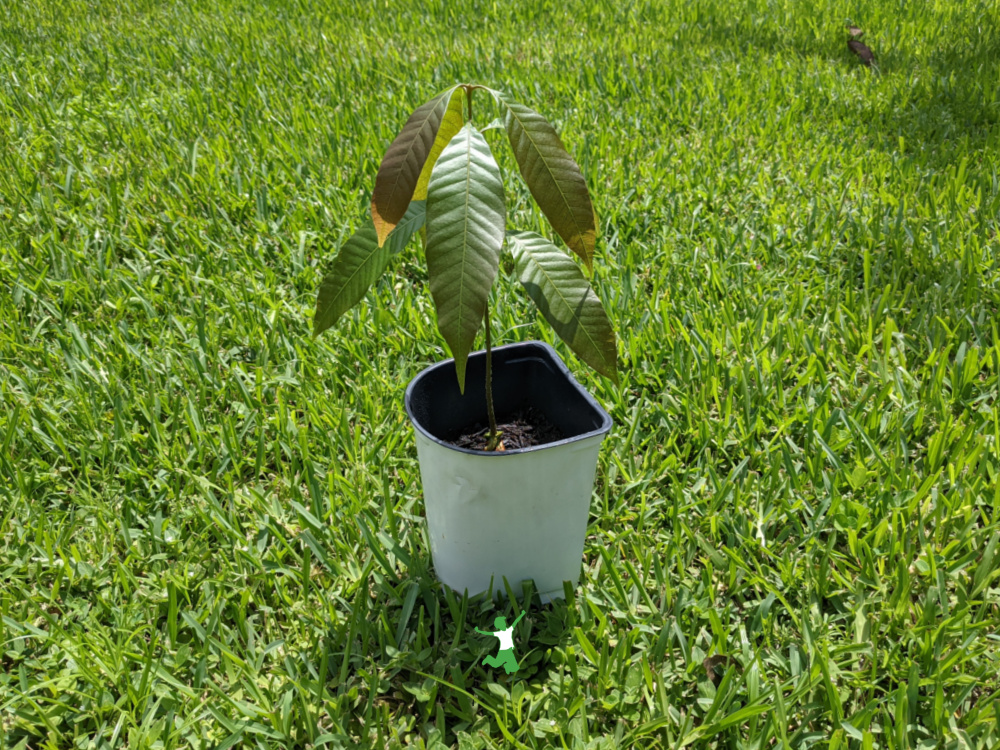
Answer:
474, 611, 526, 674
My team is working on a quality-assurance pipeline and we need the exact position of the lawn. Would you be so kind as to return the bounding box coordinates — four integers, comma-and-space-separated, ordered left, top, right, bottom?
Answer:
2, 0, 1000, 747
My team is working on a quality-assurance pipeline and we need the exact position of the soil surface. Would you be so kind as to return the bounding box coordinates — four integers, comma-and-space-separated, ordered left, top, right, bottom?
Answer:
448, 406, 565, 451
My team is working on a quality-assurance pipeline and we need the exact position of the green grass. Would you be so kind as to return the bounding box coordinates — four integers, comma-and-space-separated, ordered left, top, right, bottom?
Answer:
2, 0, 1000, 747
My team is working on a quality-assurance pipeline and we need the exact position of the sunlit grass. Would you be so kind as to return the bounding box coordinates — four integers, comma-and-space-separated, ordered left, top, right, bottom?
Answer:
2, 0, 1000, 747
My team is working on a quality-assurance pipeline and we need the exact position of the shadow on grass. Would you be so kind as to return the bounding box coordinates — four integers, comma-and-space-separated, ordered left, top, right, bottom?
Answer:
338, 567, 579, 744
689, 12, 1000, 157
430, 575, 579, 685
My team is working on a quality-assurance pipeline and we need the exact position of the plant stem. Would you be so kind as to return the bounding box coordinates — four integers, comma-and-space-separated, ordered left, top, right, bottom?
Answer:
484, 306, 499, 450
466, 85, 500, 451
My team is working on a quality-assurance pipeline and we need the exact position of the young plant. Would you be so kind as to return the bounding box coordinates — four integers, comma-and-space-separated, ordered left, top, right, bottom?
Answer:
314, 84, 617, 451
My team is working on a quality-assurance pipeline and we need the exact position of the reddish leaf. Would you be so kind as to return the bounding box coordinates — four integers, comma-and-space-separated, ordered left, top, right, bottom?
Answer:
371, 87, 457, 246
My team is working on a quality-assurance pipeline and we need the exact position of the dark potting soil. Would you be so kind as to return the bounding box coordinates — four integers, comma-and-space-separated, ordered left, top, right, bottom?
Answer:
448, 406, 565, 451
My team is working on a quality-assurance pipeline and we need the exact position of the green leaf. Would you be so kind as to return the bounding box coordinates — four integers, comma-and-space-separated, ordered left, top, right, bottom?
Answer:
412, 89, 464, 201
371, 87, 457, 247
425, 123, 506, 393
498, 94, 597, 271
313, 201, 425, 337
507, 230, 618, 383
972, 532, 999, 596
387, 200, 426, 256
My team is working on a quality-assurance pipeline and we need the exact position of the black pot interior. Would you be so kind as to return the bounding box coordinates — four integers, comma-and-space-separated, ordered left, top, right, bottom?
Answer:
405, 341, 611, 446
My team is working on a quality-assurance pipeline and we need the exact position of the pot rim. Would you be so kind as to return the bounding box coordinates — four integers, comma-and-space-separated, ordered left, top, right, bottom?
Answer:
404, 341, 613, 457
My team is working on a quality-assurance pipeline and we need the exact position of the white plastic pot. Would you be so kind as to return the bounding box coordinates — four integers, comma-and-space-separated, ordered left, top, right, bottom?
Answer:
404, 341, 613, 602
